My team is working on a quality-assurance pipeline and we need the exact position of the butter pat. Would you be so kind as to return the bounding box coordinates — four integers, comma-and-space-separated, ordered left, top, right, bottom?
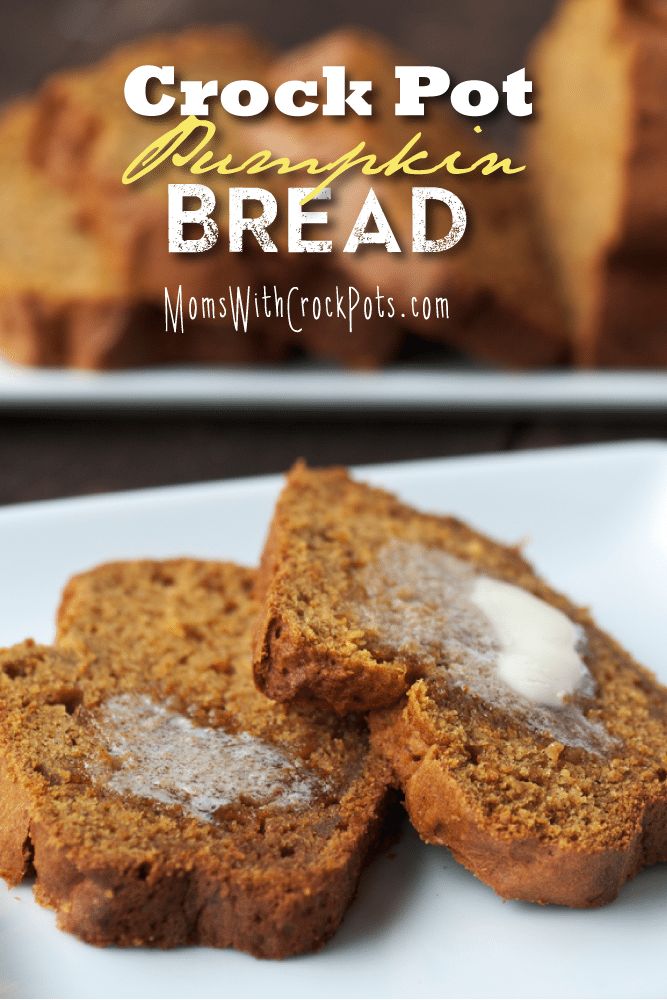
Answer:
357, 539, 610, 751
470, 576, 588, 707
86, 694, 325, 821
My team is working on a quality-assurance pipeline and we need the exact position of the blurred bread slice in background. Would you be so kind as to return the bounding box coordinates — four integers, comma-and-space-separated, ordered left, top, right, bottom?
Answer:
0, 102, 286, 368
252, 28, 569, 369
27, 27, 281, 303
526, 0, 667, 366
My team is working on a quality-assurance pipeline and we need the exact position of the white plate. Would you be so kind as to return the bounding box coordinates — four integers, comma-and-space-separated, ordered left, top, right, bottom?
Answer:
1, 442, 666, 1000
1, 358, 666, 413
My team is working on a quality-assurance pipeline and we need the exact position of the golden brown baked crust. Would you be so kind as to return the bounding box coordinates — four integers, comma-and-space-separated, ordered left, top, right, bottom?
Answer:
527, 0, 667, 366
369, 676, 667, 907
0, 559, 390, 957
253, 463, 667, 906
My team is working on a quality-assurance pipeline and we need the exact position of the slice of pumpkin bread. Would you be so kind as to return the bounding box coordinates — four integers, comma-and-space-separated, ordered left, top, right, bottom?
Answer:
0, 559, 390, 957
253, 463, 667, 906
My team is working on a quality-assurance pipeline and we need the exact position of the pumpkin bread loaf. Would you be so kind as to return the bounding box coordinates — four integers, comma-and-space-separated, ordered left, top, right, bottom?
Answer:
28, 27, 279, 304
0, 559, 390, 957
527, 0, 667, 366
257, 29, 568, 369
0, 101, 140, 369
253, 463, 667, 906
0, 103, 282, 369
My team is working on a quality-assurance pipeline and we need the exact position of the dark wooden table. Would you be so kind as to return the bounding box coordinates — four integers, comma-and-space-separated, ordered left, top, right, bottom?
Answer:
1, 411, 665, 506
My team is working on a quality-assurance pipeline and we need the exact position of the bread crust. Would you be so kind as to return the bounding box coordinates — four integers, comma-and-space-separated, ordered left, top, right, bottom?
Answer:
0, 561, 390, 957
0, 758, 34, 886
254, 496, 412, 713
370, 690, 666, 907
12, 808, 383, 956
254, 613, 411, 714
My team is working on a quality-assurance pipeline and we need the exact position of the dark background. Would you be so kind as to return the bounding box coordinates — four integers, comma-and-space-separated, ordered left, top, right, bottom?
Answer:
1, 0, 664, 506
2, 414, 665, 506
2, 0, 557, 106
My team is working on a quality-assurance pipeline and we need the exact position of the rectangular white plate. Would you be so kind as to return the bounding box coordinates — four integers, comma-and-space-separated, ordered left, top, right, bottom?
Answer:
1, 359, 666, 413
1, 442, 666, 999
